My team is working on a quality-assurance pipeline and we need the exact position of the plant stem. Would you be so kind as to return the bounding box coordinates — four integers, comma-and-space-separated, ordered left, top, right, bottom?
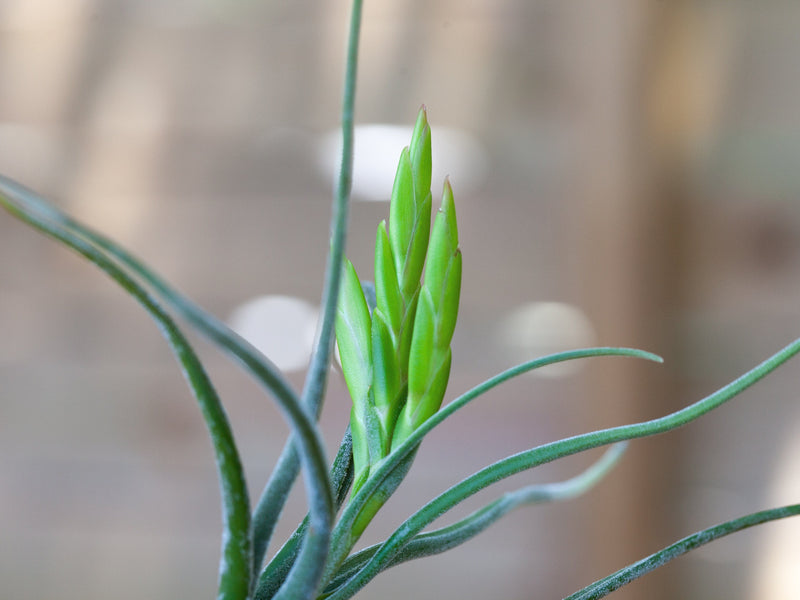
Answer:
267, 1, 364, 598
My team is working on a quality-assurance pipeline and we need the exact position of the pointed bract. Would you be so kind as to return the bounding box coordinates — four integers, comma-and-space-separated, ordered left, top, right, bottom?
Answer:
400, 192, 431, 299
371, 309, 401, 414
392, 348, 451, 449
389, 148, 415, 279
335, 259, 372, 404
374, 221, 403, 335
396, 288, 419, 383
437, 250, 462, 347
349, 405, 371, 493
424, 179, 459, 313
407, 288, 436, 401
336, 259, 374, 496
409, 107, 432, 207
414, 349, 452, 428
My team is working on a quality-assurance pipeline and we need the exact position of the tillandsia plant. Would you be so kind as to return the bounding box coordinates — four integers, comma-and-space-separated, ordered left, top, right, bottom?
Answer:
2, 1, 800, 599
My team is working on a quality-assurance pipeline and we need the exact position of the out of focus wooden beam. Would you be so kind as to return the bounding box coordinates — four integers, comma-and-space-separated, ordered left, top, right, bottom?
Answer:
564, 1, 736, 598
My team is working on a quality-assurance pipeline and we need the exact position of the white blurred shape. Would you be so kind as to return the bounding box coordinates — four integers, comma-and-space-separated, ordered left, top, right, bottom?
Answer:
228, 295, 318, 373
749, 425, 800, 599
3, 0, 89, 29
498, 302, 597, 378
317, 124, 487, 201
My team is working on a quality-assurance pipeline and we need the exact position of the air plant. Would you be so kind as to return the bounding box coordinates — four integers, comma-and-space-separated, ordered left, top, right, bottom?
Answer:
1, 1, 799, 599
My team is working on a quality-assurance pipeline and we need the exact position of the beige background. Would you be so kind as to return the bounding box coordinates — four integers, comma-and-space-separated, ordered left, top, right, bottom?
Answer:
2, 1, 800, 599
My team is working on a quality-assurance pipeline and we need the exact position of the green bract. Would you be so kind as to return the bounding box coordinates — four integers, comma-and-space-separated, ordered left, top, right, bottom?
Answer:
335, 259, 375, 491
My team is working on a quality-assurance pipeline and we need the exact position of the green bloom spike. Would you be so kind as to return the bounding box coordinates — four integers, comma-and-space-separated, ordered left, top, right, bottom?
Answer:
392, 179, 461, 448
336, 107, 459, 498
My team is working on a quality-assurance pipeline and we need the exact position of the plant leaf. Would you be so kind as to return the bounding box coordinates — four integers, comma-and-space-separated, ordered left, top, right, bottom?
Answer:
325, 338, 800, 600
564, 503, 800, 600
0, 174, 338, 581
325, 347, 663, 590
253, 429, 354, 600
270, 0, 367, 594
0, 181, 253, 600
324, 443, 627, 596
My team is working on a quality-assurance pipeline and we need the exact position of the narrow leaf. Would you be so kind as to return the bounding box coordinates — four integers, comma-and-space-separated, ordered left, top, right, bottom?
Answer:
270, 0, 367, 594
0, 187, 252, 600
325, 339, 800, 600
564, 504, 800, 600
325, 347, 662, 590
253, 429, 354, 600
0, 173, 320, 572
324, 443, 627, 595
1, 176, 336, 599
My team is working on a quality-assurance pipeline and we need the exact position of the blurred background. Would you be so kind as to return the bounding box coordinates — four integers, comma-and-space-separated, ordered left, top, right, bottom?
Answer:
1, 1, 800, 598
